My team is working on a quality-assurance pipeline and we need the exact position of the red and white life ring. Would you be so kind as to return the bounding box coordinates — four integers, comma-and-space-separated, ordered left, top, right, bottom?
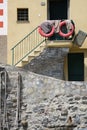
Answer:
38, 26, 55, 37
59, 20, 75, 38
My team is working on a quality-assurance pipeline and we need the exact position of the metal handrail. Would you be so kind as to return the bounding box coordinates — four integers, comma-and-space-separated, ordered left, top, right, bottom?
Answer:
11, 26, 45, 66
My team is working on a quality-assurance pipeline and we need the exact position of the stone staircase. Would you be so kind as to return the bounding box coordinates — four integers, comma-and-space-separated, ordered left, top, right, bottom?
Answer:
17, 42, 46, 67
11, 26, 46, 67
11, 26, 74, 68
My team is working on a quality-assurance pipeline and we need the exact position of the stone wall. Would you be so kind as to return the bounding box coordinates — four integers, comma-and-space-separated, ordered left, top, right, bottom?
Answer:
23, 47, 69, 80
0, 63, 87, 130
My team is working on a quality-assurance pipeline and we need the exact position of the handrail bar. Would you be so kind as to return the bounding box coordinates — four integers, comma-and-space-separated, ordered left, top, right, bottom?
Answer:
11, 26, 38, 50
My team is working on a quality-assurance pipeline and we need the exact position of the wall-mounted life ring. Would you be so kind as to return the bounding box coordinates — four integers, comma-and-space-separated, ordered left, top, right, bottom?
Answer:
59, 20, 75, 38
38, 26, 55, 37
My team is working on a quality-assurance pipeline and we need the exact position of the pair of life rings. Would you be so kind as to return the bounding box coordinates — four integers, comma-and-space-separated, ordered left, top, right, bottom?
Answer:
38, 20, 75, 38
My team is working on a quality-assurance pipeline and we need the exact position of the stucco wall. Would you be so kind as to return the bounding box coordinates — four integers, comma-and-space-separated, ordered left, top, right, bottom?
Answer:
70, 0, 87, 33
70, 0, 87, 48
8, 0, 47, 64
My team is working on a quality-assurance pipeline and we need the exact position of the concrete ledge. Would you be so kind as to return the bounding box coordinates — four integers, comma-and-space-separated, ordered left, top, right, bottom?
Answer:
46, 40, 73, 48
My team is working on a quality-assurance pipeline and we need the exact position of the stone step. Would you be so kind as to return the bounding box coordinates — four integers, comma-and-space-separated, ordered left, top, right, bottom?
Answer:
16, 42, 46, 67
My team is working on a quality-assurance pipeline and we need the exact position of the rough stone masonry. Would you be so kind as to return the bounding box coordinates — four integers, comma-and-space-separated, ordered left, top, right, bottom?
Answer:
0, 63, 87, 130
23, 47, 70, 80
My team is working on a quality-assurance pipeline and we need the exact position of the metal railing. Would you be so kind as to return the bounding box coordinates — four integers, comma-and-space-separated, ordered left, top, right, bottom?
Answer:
11, 26, 45, 66
0, 70, 10, 130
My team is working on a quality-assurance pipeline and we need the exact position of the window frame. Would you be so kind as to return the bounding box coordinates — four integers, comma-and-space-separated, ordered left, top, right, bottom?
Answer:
17, 8, 29, 22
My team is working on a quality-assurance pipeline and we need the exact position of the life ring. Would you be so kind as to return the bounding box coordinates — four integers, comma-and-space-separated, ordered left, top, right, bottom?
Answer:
59, 20, 75, 38
38, 26, 55, 37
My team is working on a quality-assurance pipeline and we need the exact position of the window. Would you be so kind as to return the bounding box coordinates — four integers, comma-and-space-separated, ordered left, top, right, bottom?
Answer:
17, 8, 29, 22
0, 21, 3, 28
0, 0, 3, 3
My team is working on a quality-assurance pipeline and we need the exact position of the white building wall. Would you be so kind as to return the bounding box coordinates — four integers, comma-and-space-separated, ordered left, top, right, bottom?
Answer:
0, 0, 7, 35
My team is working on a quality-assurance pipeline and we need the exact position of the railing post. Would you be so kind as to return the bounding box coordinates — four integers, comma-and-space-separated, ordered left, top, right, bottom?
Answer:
12, 48, 14, 65
0, 72, 1, 130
